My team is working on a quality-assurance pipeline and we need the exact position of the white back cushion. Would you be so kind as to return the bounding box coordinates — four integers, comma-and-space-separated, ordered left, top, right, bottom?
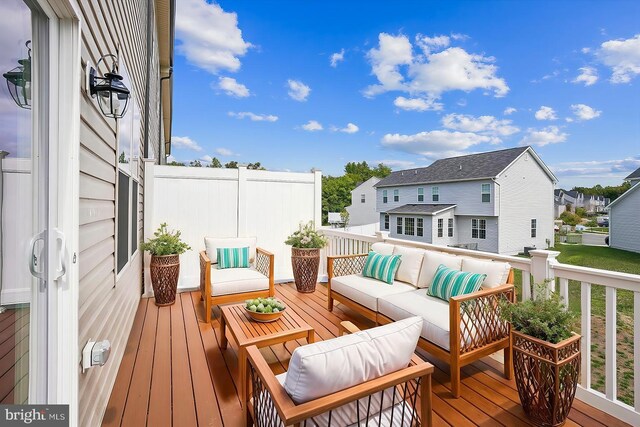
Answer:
284, 316, 423, 403
371, 242, 395, 255
461, 258, 511, 288
417, 251, 462, 288
392, 246, 424, 286
204, 237, 257, 264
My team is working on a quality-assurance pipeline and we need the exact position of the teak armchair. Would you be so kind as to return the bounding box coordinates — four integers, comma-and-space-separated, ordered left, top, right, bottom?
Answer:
244, 321, 434, 426
327, 253, 515, 398
199, 247, 274, 323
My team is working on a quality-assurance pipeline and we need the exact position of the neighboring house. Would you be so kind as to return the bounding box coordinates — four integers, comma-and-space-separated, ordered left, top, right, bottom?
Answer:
375, 146, 557, 254
625, 166, 640, 185
345, 177, 381, 226
608, 182, 640, 253
554, 189, 609, 215
0, 1, 173, 426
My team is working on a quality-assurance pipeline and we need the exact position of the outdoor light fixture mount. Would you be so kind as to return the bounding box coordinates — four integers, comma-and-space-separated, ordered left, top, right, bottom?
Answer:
2, 41, 32, 109
88, 53, 130, 119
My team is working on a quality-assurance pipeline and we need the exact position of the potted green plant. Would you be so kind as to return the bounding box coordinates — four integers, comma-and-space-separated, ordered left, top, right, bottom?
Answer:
500, 284, 580, 427
285, 221, 328, 293
141, 223, 191, 306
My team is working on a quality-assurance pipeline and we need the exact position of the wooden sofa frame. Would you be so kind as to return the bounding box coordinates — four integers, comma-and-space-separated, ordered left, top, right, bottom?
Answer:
199, 248, 275, 323
244, 320, 434, 426
327, 253, 515, 398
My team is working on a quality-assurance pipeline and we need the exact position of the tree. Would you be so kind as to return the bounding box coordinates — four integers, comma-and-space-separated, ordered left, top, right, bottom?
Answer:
343, 161, 392, 183
575, 207, 587, 218
208, 157, 222, 168
572, 181, 631, 202
247, 162, 266, 170
118, 151, 128, 164
166, 160, 185, 166
225, 161, 238, 169
189, 159, 202, 167
559, 211, 581, 226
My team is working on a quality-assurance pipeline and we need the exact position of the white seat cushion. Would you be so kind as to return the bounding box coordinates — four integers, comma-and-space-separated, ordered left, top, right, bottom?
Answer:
379, 289, 451, 350
371, 242, 395, 255
461, 257, 511, 288
331, 274, 416, 311
210, 267, 268, 296
417, 251, 462, 288
204, 236, 257, 264
284, 317, 423, 404
392, 246, 424, 286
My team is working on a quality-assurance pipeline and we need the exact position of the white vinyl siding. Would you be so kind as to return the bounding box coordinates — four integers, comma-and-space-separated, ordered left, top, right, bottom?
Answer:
77, 0, 161, 425
609, 185, 640, 253
388, 214, 433, 243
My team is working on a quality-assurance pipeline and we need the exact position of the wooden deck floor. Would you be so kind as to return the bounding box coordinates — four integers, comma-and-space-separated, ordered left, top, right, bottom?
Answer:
102, 283, 630, 427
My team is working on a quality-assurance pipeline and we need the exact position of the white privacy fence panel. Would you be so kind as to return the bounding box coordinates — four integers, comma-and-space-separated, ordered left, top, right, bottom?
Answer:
144, 163, 322, 291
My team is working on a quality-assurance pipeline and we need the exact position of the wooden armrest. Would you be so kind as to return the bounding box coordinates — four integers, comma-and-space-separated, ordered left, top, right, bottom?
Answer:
327, 253, 369, 260
338, 321, 360, 336
246, 345, 296, 420
450, 283, 514, 303
200, 250, 211, 264
256, 247, 274, 257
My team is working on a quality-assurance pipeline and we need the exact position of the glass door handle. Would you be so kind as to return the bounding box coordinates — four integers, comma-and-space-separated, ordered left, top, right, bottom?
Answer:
54, 229, 66, 281
28, 231, 46, 280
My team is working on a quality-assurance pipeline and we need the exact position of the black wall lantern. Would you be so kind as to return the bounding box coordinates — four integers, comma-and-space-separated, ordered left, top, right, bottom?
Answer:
89, 54, 130, 119
2, 41, 32, 109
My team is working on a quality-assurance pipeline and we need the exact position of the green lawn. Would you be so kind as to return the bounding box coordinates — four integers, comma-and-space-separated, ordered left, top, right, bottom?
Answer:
512, 244, 640, 406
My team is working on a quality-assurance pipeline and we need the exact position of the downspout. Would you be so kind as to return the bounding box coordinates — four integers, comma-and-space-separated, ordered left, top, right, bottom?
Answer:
159, 0, 175, 162
143, 0, 153, 159
0, 151, 7, 313
159, 70, 172, 160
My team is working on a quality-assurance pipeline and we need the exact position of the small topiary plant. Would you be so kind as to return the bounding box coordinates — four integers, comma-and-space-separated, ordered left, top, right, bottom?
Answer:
141, 223, 191, 256
285, 221, 328, 249
500, 282, 577, 344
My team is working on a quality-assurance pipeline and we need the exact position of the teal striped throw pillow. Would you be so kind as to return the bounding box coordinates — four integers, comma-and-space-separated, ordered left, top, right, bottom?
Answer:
427, 264, 486, 301
362, 251, 402, 284
217, 247, 250, 269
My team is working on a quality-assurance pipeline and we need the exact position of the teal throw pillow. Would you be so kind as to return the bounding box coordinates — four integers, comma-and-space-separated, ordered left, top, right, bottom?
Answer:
217, 247, 250, 269
427, 264, 486, 301
362, 251, 402, 284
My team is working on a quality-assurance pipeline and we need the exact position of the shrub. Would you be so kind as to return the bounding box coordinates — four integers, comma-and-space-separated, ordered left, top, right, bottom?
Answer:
285, 221, 328, 249
500, 283, 577, 344
575, 207, 587, 217
140, 223, 191, 256
559, 211, 581, 226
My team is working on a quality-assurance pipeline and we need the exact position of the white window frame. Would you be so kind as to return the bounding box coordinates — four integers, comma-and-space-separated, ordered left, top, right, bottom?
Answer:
417, 187, 424, 202
417, 218, 424, 237
404, 217, 415, 236
393, 189, 399, 202
472, 218, 487, 239
396, 217, 403, 234
383, 214, 389, 230
531, 219, 537, 238
481, 183, 491, 203
361, 193, 365, 203
437, 218, 443, 237
448, 218, 454, 237
432, 186, 439, 202
382, 189, 388, 203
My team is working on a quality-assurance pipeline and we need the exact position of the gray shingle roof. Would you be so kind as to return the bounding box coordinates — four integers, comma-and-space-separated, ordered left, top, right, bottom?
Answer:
625, 167, 640, 180
375, 146, 530, 188
385, 204, 456, 215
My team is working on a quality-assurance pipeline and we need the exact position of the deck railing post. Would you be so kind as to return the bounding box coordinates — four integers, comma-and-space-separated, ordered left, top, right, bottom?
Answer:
143, 159, 156, 296
529, 249, 560, 299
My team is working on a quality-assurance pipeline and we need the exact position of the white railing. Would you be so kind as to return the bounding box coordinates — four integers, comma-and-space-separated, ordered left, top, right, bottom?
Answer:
319, 228, 640, 426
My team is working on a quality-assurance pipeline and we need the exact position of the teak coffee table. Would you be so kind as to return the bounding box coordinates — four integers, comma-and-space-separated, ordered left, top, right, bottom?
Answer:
219, 303, 315, 407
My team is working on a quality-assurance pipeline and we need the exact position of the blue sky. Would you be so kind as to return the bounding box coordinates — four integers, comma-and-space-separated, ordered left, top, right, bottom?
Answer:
171, 0, 640, 188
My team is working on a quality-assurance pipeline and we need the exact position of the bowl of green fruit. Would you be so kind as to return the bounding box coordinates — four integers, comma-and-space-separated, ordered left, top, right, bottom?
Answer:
244, 297, 286, 322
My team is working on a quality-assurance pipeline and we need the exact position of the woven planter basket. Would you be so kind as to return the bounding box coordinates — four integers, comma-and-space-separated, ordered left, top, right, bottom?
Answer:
512, 330, 581, 427
291, 248, 320, 293
150, 254, 180, 306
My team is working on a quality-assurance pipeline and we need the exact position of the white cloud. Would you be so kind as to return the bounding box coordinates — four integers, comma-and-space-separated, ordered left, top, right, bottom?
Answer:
200, 155, 213, 162
374, 159, 417, 169
551, 156, 640, 177
330, 49, 345, 67
175, 0, 251, 74
415, 34, 450, 54
450, 33, 469, 41
301, 120, 323, 131
520, 126, 568, 147
572, 66, 598, 86
570, 104, 601, 121
596, 34, 640, 83
535, 106, 558, 121
503, 107, 517, 115
364, 33, 509, 101
215, 147, 235, 156
228, 111, 278, 122
581, 47, 591, 54
441, 113, 519, 140
393, 96, 443, 111
217, 76, 250, 97
287, 79, 311, 101
332, 123, 359, 134
171, 136, 203, 151
381, 130, 493, 156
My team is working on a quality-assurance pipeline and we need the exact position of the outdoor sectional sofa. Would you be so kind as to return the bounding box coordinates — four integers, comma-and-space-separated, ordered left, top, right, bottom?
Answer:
327, 242, 515, 398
